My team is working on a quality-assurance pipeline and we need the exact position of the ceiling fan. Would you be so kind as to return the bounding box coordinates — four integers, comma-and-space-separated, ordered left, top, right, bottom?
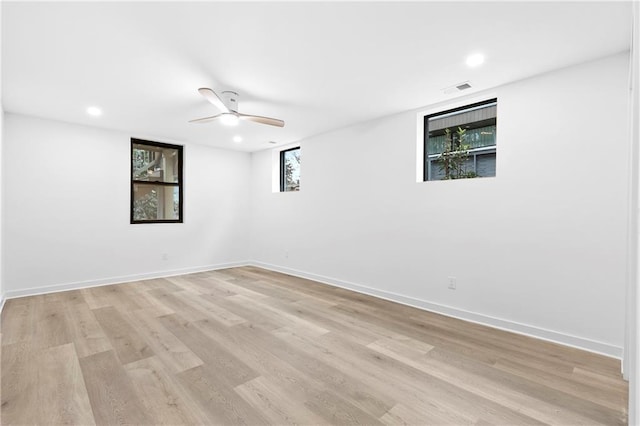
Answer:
189, 88, 284, 128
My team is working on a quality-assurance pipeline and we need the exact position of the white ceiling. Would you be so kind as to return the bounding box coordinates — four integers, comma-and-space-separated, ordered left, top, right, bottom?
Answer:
2, 1, 632, 152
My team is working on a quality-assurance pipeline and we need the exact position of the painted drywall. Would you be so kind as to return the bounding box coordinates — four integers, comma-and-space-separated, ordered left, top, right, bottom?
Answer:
0, 1, 4, 309
0, 105, 3, 310
250, 53, 630, 357
629, 2, 640, 424
2, 114, 251, 296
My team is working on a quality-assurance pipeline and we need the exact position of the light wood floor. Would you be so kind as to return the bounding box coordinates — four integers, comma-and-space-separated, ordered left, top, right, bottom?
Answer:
1, 266, 628, 425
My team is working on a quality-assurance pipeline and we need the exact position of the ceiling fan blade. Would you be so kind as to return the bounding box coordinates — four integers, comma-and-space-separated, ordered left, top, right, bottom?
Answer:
238, 113, 285, 128
198, 88, 229, 113
188, 114, 222, 124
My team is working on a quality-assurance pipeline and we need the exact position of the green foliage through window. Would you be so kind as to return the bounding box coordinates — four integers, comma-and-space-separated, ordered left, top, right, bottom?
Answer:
424, 99, 497, 181
435, 127, 478, 180
280, 147, 300, 192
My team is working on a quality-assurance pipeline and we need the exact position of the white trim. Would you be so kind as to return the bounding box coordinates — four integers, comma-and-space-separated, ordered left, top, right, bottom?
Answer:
2, 261, 249, 301
250, 260, 623, 359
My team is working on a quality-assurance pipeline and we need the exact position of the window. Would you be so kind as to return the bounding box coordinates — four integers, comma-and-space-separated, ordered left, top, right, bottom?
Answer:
280, 147, 300, 192
424, 98, 497, 181
131, 139, 183, 223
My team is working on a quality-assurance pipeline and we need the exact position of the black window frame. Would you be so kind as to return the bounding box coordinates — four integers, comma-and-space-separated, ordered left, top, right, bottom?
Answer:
130, 138, 184, 224
279, 146, 301, 192
423, 98, 497, 181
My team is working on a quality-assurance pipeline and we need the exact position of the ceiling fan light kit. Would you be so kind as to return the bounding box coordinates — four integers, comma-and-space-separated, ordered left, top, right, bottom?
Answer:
190, 88, 284, 128
220, 113, 239, 126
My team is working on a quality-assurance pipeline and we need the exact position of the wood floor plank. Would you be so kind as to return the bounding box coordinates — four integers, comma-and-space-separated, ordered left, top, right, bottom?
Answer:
282, 297, 384, 345
147, 289, 209, 322
304, 388, 385, 426
124, 356, 210, 425
1, 341, 39, 425
573, 365, 629, 392
34, 300, 72, 349
176, 365, 270, 425
1, 266, 629, 425
139, 277, 183, 292
81, 287, 112, 310
92, 306, 154, 365
270, 326, 395, 419
92, 284, 144, 313
191, 320, 346, 421
159, 313, 258, 387
171, 289, 247, 326
0, 300, 37, 345
181, 276, 240, 298
237, 267, 349, 304
193, 319, 390, 424
229, 277, 307, 303
277, 325, 545, 426
36, 343, 95, 425
118, 283, 176, 317
428, 347, 628, 425
345, 291, 619, 378
331, 299, 537, 367
79, 350, 152, 425
65, 302, 112, 358
198, 276, 272, 300
41, 289, 86, 305
234, 376, 328, 425
228, 293, 330, 338
202, 293, 286, 331
380, 402, 475, 425
366, 335, 434, 366
125, 308, 203, 373
165, 275, 236, 299
494, 356, 627, 412
419, 347, 624, 425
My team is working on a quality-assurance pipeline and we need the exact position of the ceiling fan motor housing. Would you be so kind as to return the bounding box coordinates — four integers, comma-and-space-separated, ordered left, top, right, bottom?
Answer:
190, 87, 284, 127
221, 91, 239, 112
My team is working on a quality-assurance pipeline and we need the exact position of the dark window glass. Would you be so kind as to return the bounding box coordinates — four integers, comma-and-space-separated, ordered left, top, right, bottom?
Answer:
131, 139, 183, 223
424, 99, 497, 181
280, 147, 300, 192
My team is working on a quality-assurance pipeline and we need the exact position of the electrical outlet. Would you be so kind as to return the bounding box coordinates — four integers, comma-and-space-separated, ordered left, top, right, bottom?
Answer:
162, 253, 169, 261
448, 276, 456, 290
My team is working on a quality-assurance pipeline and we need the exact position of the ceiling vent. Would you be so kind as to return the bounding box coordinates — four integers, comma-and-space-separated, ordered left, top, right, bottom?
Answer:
443, 81, 472, 94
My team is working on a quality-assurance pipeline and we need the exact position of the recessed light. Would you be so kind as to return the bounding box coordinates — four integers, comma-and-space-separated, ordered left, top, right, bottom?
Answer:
86, 106, 102, 116
233, 135, 242, 143
466, 53, 485, 68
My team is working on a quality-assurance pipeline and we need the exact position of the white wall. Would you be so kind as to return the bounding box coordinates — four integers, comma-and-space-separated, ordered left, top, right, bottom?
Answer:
250, 53, 630, 358
629, 2, 640, 424
0, 105, 3, 307
0, 102, 3, 309
2, 114, 251, 296
0, 1, 4, 308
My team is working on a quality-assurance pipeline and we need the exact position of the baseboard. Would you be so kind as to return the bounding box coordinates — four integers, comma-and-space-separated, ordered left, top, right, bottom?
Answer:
1, 260, 623, 359
2, 261, 250, 301
249, 261, 623, 360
